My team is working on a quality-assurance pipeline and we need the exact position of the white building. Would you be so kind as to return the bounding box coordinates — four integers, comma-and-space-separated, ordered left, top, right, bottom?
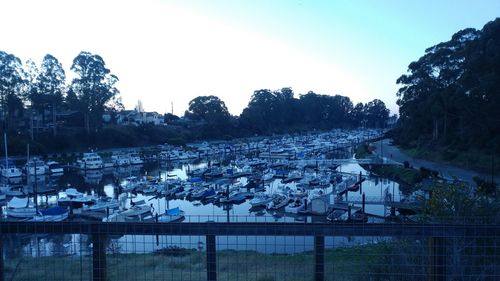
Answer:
108, 110, 165, 126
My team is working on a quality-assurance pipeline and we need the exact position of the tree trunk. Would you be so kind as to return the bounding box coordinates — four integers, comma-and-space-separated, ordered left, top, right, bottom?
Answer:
433, 119, 439, 140
85, 113, 90, 135
52, 104, 57, 136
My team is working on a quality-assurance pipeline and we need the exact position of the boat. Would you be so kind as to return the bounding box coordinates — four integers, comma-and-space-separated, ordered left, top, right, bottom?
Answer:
190, 187, 216, 201
0, 184, 24, 197
86, 198, 120, 212
262, 171, 274, 181
249, 192, 273, 207
25, 157, 48, 176
266, 193, 289, 210
128, 151, 144, 165
111, 153, 130, 166
7, 197, 37, 219
158, 207, 185, 222
47, 161, 64, 175
77, 152, 103, 170
58, 194, 95, 209
218, 190, 249, 204
65, 188, 84, 197
32, 206, 69, 222
1, 162, 22, 178
1, 133, 22, 178
104, 204, 152, 222
284, 199, 305, 214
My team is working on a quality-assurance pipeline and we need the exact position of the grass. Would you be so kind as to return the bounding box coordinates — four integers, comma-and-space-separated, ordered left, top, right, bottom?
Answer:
5, 240, 500, 281
401, 146, 500, 175
355, 144, 373, 159
3, 243, 404, 281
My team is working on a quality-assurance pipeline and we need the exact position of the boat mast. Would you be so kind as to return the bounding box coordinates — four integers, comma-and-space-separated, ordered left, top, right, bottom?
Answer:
4, 132, 8, 168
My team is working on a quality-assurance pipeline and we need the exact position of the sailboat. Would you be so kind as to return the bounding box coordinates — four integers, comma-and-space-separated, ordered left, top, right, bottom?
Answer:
1, 132, 22, 178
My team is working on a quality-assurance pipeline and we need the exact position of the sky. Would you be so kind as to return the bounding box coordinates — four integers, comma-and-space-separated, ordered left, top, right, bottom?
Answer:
1, 0, 499, 116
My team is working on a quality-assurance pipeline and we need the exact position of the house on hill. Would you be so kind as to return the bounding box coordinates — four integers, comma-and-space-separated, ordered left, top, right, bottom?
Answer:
107, 110, 164, 126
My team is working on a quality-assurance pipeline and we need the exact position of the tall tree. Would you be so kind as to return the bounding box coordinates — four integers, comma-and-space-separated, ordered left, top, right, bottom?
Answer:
185, 95, 230, 124
185, 95, 231, 138
395, 18, 500, 157
70, 51, 119, 134
0, 51, 25, 130
35, 54, 66, 136
239, 89, 276, 133
364, 99, 389, 128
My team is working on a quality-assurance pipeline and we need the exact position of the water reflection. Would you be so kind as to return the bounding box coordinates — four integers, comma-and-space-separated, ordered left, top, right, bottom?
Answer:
2, 156, 406, 256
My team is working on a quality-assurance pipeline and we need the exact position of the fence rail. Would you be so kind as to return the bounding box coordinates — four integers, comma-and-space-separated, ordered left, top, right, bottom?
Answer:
1, 221, 499, 281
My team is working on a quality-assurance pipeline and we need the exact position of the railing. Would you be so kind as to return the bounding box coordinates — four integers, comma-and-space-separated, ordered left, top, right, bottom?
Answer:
1, 221, 499, 281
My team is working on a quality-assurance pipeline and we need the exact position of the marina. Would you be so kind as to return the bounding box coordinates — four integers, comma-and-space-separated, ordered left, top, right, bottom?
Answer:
0, 129, 420, 257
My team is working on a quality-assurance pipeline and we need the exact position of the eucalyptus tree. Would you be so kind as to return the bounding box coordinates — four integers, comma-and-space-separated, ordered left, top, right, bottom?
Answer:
0, 51, 26, 130
185, 95, 231, 138
364, 99, 389, 128
395, 18, 500, 156
70, 51, 119, 134
239, 89, 276, 133
23, 54, 67, 136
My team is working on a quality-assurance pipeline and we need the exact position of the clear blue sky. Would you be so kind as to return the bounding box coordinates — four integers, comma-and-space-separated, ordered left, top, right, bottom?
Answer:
1, 0, 499, 115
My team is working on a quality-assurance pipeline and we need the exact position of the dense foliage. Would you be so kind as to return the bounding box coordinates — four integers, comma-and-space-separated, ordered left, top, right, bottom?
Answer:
394, 18, 500, 159
0, 49, 390, 155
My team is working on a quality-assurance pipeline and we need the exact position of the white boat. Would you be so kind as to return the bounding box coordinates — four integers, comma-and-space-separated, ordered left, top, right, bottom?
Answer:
1, 133, 22, 178
111, 153, 130, 166
1, 165, 22, 178
158, 207, 185, 222
25, 157, 47, 176
65, 188, 84, 197
86, 198, 120, 212
0, 184, 24, 197
7, 197, 37, 219
128, 152, 144, 165
77, 152, 103, 170
262, 172, 274, 181
285, 199, 305, 214
104, 204, 152, 222
266, 193, 289, 210
47, 161, 64, 174
249, 192, 273, 207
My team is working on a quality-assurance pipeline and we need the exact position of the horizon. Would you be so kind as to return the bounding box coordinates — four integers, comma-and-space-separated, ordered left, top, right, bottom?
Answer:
2, 0, 499, 116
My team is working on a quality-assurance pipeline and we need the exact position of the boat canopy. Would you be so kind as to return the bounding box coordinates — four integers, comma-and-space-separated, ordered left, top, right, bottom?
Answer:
166, 207, 180, 216
8, 196, 28, 208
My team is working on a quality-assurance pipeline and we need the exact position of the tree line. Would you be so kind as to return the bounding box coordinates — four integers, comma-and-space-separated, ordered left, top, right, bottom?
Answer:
1, 49, 390, 154
184, 90, 390, 139
0, 51, 121, 135
394, 18, 500, 166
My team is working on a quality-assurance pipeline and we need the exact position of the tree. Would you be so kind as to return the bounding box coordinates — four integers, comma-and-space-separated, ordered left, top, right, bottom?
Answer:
239, 89, 276, 133
35, 54, 66, 136
0, 51, 25, 130
351, 102, 366, 127
364, 99, 389, 128
70, 51, 119, 134
185, 95, 230, 125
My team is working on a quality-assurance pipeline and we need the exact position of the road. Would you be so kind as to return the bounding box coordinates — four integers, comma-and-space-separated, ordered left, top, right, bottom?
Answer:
371, 139, 500, 185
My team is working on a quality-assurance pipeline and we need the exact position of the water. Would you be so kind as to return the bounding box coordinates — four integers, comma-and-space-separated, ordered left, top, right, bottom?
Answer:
2, 158, 405, 256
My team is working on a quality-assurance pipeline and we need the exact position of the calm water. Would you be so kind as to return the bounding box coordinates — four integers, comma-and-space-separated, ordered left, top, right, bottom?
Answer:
2, 157, 403, 255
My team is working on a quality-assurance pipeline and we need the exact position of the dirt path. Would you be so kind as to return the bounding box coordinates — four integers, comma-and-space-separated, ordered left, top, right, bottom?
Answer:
371, 139, 500, 185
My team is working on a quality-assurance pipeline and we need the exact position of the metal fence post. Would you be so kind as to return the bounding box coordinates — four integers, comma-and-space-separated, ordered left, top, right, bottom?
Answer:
206, 234, 217, 281
0, 234, 4, 281
429, 237, 446, 281
92, 234, 107, 281
315, 235, 325, 281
